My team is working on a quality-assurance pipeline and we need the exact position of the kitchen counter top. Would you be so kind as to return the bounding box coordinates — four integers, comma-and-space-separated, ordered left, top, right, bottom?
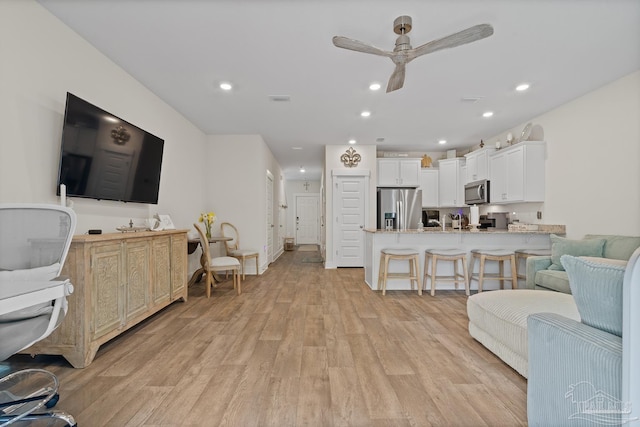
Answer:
364, 224, 566, 235
363, 225, 565, 292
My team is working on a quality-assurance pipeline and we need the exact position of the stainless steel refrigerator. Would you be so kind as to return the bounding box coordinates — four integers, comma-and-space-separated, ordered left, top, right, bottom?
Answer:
377, 188, 422, 230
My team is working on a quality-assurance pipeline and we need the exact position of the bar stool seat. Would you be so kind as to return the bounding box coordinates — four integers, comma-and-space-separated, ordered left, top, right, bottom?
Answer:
515, 249, 552, 283
469, 249, 517, 293
377, 248, 421, 295
424, 249, 470, 296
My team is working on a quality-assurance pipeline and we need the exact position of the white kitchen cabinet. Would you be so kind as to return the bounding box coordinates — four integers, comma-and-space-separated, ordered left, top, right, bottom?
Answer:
419, 168, 439, 207
464, 147, 495, 184
489, 141, 546, 204
438, 158, 466, 207
377, 158, 421, 187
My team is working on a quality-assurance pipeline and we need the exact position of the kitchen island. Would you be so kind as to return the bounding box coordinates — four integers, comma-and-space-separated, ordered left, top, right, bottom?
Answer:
364, 226, 565, 292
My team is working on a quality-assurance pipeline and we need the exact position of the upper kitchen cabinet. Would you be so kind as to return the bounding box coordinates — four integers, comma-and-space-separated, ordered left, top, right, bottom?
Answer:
420, 168, 439, 207
377, 158, 421, 187
489, 141, 546, 204
464, 147, 495, 184
438, 158, 466, 207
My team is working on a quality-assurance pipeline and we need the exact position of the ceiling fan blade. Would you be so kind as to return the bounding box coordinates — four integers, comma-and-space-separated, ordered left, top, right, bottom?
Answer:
386, 63, 406, 93
408, 24, 494, 60
332, 36, 392, 57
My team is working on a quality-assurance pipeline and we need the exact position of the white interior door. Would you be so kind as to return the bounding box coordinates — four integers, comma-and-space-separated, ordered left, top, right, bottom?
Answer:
333, 175, 366, 267
295, 194, 319, 245
266, 172, 274, 264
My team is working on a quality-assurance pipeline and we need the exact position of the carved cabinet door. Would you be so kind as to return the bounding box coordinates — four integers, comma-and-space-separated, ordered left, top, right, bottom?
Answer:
170, 234, 187, 300
125, 240, 151, 321
152, 237, 171, 305
90, 242, 124, 340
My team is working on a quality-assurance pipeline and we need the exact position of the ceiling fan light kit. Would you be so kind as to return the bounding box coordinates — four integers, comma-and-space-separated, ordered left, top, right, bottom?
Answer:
333, 16, 494, 93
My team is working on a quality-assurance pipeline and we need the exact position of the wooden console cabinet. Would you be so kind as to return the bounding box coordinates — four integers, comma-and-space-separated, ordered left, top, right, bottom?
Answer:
24, 229, 188, 368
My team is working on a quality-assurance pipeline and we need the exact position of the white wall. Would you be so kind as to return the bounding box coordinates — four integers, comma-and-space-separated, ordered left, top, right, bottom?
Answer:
485, 70, 640, 239
0, 1, 208, 236
206, 134, 285, 273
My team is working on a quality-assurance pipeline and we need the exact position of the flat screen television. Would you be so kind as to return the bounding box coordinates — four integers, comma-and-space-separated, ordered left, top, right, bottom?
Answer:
56, 93, 164, 204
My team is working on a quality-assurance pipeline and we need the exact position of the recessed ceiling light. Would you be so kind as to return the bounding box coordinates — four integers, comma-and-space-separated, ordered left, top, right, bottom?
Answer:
300, 167, 306, 173
291, 146, 303, 150
516, 83, 530, 92
482, 111, 494, 118
219, 82, 232, 91
438, 139, 447, 145
348, 139, 356, 144
361, 111, 371, 118
369, 83, 381, 91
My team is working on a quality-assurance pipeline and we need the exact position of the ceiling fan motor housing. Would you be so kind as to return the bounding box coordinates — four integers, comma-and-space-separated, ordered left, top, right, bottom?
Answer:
393, 15, 412, 34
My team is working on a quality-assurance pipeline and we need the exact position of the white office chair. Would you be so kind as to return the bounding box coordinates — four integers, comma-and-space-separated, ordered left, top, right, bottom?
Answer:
0, 204, 77, 426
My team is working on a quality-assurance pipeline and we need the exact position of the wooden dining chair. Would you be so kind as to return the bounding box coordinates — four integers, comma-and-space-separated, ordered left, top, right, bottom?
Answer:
193, 223, 241, 297
220, 222, 259, 280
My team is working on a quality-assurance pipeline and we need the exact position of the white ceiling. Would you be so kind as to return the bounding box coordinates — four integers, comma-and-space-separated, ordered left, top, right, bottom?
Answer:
38, 0, 640, 180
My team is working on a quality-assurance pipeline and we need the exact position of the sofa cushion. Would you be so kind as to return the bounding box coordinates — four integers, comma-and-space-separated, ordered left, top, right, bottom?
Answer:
534, 270, 571, 293
584, 234, 640, 260
549, 235, 605, 271
561, 254, 626, 337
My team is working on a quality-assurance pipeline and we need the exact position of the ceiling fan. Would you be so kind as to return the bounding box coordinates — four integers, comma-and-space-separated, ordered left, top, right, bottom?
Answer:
332, 16, 494, 93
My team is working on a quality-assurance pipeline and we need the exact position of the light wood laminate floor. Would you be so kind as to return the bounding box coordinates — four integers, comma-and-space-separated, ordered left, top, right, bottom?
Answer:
3, 247, 527, 426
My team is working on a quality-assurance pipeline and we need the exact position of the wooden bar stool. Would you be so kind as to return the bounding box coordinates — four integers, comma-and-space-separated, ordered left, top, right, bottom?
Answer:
469, 249, 517, 293
377, 248, 421, 295
515, 249, 552, 285
423, 249, 470, 296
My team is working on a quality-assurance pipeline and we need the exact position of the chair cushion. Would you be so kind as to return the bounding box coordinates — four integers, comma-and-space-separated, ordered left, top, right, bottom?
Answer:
230, 249, 258, 257
210, 256, 240, 269
382, 248, 419, 256
471, 249, 514, 257
549, 235, 605, 271
561, 254, 626, 337
0, 263, 61, 282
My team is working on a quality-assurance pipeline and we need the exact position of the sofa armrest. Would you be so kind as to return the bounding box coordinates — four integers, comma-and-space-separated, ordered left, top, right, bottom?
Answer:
527, 313, 623, 426
525, 256, 552, 289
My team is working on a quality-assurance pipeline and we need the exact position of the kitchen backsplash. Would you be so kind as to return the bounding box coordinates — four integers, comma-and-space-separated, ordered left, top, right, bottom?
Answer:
436, 202, 545, 225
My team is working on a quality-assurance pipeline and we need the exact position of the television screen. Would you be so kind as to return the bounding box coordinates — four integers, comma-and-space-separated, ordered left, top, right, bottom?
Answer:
56, 93, 164, 204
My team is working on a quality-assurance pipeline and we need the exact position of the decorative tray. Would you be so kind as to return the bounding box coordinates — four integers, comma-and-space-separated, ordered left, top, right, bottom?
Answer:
116, 226, 149, 233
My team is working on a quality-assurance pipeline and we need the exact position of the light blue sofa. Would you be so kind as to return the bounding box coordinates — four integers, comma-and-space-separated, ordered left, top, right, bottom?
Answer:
526, 234, 640, 293
527, 248, 640, 425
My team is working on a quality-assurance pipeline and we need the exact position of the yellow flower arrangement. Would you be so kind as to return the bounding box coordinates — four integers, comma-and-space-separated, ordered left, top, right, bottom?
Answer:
198, 211, 216, 239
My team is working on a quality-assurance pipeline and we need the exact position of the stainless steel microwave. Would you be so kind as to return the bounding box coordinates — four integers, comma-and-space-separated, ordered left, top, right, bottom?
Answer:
465, 180, 490, 205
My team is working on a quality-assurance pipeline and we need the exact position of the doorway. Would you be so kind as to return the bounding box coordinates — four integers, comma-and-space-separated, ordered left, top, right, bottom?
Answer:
295, 194, 319, 245
332, 174, 368, 267
266, 171, 274, 265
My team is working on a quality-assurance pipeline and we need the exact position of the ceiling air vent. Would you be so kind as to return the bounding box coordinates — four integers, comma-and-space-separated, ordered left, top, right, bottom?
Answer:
376, 137, 385, 142
461, 97, 483, 103
269, 95, 291, 102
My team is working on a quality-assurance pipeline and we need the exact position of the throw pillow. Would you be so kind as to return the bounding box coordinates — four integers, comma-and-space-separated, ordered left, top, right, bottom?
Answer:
549, 234, 605, 271
561, 254, 626, 336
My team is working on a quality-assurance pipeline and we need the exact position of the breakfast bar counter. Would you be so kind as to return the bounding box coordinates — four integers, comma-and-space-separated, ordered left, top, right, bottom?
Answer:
364, 226, 565, 292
